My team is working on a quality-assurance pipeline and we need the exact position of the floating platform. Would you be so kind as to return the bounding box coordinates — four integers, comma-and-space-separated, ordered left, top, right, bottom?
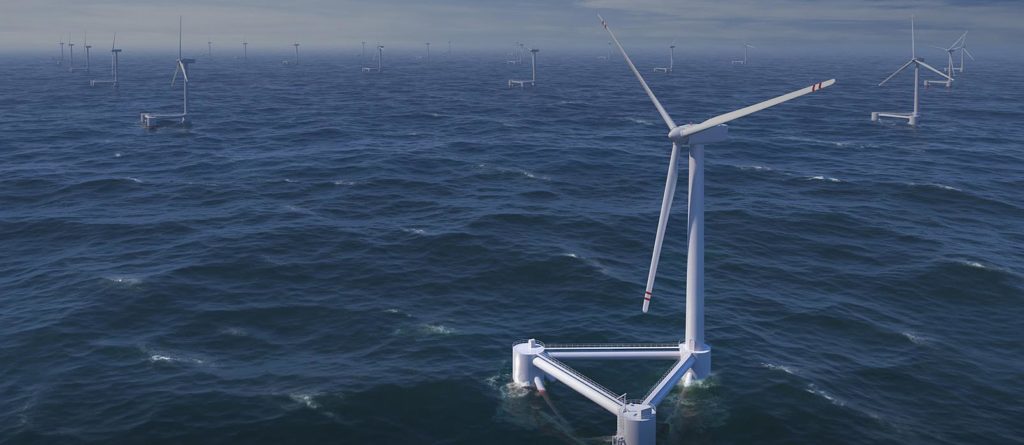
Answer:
90, 80, 117, 87
508, 79, 534, 88
872, 111, 918, 126
923, 79, 952, 88
139, 112, 189, 129
653, 67, 670, 73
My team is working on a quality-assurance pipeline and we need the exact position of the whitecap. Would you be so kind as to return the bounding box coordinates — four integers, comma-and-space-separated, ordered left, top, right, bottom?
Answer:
762, 362, 797, 375
960, 261, 985, 269
125, 177, 142, 183
104, 276, 142, 286
149, 353, 204, 365
626, 117, 655, 126
289, 393, 321, 409
902, 331, 929, 345
114, 152, 122, 158
806, 383, 845, 406
807, 175, 841, 183
423, 324, 455, 335
741, 165, 771, 171
333, 179, 355, 186
560, 252, 579, 259
910, 182, 961, 192
402, 228, 426, 235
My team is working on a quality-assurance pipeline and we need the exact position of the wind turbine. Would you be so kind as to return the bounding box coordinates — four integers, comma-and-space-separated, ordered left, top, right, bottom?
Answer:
731, 41, 755, 65
67, 35, 75, 72
58, 38, 65, 66
208, 38, 213, 58
511, 16, 834, 445
871, 16, 951, 126
70, 32, 91, 73
91, 33, 120, 87
447, 40, 452, 56
924, 31, 967, 88
361, 41, 366, 60
362, 44, 383, 72
506, 42, 523, 65
83, 33, 91, 73
652, 42, 675, 73
292, 43, 300, 65
425, 42, 431, 64
242, 38, 248, 63
954, 32, 974, 73
140, 17, 195, 128
508, 48, 538, 88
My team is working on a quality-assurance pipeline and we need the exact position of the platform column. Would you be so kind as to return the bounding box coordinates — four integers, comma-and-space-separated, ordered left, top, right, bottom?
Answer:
615, 403, 656, 445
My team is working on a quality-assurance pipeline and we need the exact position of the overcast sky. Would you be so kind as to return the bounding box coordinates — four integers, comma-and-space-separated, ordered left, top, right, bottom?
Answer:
1, 0, 1020, 56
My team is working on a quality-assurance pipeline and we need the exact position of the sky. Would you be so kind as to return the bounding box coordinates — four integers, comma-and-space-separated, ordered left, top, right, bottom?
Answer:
0, 0, 1020, 56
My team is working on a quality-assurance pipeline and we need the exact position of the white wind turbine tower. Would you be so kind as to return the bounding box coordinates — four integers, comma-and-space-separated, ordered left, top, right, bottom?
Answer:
731, 41, 755, 65
67, 35, 75, 72
872, 16, 951, 126
83, 33, 92, 73
242, 38, 248, 63
506, 42, 523, 65
71, 32, 91, 73
652, 42, 676, 73
923, 31, 967, 88
207, 38, 213, 58
91, 33, 121, 88
425, 42, 431, 64
362, 45, 383, 72
292, 43, 300, 65
511, 16, 834, 445
58, 38, 65, 66
140, 17, 195, 128
508, 48, 538, 88
361, 41, 366, 60
954, 32, 974, 73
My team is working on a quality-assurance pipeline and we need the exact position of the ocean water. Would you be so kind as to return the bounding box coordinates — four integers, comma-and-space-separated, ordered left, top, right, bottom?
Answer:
1, 50, 1022, 444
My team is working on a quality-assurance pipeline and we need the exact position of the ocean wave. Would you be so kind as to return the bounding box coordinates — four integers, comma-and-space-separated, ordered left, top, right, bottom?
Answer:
103, 276, 142, 286
402, 227, 427, 236
289, 393, 320, 410
422, 324, 455, 335
807, 175, 842, 183
908, 182, 962, 192
762, 362, 797, 375
148, 353, 204, 365
805, 383, 845, 407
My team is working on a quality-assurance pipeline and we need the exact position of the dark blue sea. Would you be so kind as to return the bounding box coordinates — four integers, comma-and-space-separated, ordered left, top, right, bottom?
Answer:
2, 49, 1022, 444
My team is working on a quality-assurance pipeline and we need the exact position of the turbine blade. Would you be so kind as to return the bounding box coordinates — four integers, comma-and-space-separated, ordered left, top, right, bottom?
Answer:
918, 60, 952, 80
963, 48, 975, 60
879, 59, 915, 86
911, 16, 916, 58
112, 32, 116, 50
598, 15, 676, 130
680, 79, 835, 138
178, 16, 183, 59
642, 142, 681, 313
171, 64, 180, 87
